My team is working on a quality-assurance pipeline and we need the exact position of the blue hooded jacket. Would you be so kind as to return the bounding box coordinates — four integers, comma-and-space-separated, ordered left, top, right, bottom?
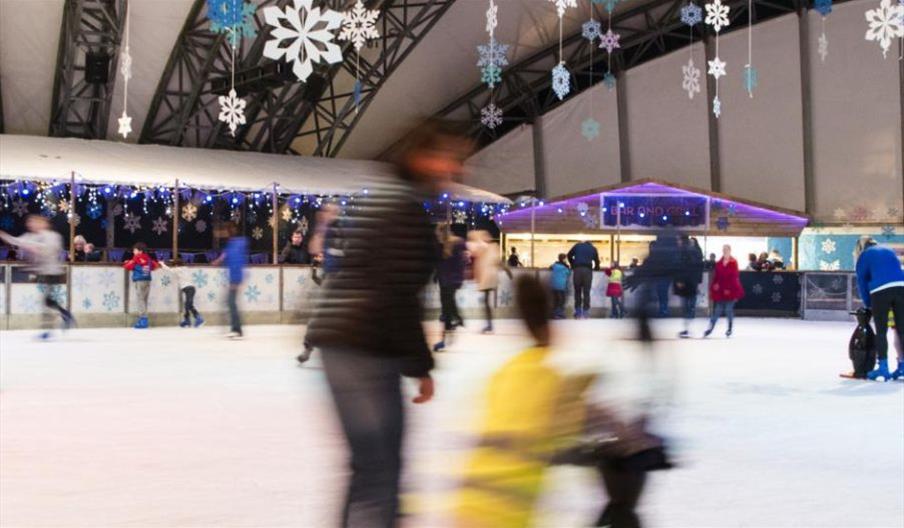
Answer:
856, 245, 904, 308
550, 261, 571, 291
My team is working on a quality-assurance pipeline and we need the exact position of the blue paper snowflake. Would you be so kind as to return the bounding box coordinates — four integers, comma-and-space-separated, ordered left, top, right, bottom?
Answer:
244, 284, 261, 303
581, 117, 600, 141
208, 0, 256, 47
814, 0, 832, 17
582, 19, 602, 42
680, 2, 703, 26
476, 40, 509, 69
603, 71, 616, 90
102, 291, 120, 311
551, 63, 571, 100
716, 216, 729, 231
0, 215, 13, 230
743, 65, 758, 96
161, 274, 172, 287
593, 0, 619, 14
87, 203, 103, 220
481, 64, 502, 87
192, 270, 209, 289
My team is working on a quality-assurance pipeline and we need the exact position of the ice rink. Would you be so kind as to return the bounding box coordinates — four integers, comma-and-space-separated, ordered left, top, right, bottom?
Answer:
1, 318, 902, 528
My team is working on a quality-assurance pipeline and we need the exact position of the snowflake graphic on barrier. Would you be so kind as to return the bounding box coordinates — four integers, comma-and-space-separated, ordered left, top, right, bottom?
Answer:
771, 292, 782, 303
705, 0, 730, 32
152, 216, 168, 236
712, 95, 722, 118
821, 238, 836, 254
182, 203, 198, 222
499, 289, 513, 306
218, 89, 247, 137
603, 71, 616, 90
82, 298, 92, 310
865, 0, 904, 58
682, 57, 701, 99
599, 29, 621, 54
772, 274, 784, 285
708, 56, 726, 79
481, 64, 502, 87
192, 270, 209, 289
262, 0, 344, 82
338, 0, 380, 51
581, 117, 600, 141
814, 0, 833, 16
196, 219, 207, 233
251, 226, 264, 240
207, 291, 217, 303
12, 199, 28, 217
551, 63, 570, 100
819, 259, 840, 271
244, 284, 261, 303
752, 283, 763, 295
102, 291, 120, 311
480, 103, 503, 129
582, 19, 602, 42
817, 32, 828, 62
265, 273, 275, 284
99, 270, 117, 287
743, 65, 758, 97
477, 40, 509, 69
72, 272, 90, 292
549, 0, 577, 18
123, 213, 141, 233
881, 224, 897, 238
297, 274, 307, 285
681, 2, 703, 26
161, 274, 172, 287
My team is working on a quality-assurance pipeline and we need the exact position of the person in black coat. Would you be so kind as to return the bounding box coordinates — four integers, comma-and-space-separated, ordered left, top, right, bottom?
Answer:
674, 236, 704, 338
279, 229, 311, 264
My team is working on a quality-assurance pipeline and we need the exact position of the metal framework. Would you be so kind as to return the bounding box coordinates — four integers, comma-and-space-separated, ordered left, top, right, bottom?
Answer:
48, 0, 127, 139
0, 78, 5, 134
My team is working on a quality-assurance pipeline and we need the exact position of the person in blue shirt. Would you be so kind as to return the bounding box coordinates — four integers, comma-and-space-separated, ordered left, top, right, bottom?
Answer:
550, 253, 571, 319
567, 240, 600, 318
854, 237, 904, 381
213, 223, 248, 339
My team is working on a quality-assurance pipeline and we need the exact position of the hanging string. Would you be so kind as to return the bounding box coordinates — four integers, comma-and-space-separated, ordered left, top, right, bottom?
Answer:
746, 0, 752, 98
123, 7, 130, 113
589, 2, 594, 116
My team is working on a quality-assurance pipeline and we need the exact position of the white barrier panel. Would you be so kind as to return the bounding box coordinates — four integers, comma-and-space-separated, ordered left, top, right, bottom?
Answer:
282, 267, 319, 313
71, 266, 126, 314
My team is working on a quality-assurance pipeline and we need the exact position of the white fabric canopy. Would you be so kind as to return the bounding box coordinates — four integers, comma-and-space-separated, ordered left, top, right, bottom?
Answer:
0, 134, 509, 204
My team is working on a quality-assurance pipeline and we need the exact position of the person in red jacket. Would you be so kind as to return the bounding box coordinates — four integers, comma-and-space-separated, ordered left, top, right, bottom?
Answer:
123, 242, 160, 329
704, 244, 744, 338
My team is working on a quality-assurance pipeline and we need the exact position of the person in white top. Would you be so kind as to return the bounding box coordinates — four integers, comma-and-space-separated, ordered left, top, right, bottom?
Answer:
0, 215, 75, 338
467, 230, 510, 334
159, 259, 205, 328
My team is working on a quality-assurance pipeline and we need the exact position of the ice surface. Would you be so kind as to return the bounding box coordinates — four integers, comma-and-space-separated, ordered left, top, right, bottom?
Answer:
1, 319, 902, 527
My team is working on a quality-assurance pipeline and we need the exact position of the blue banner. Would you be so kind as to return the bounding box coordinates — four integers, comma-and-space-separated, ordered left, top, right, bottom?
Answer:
601, 194, 708, 229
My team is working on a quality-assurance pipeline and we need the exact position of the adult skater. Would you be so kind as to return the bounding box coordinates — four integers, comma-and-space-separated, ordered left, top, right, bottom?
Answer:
213, 223, 248, 339
675, 236, 704, 338
279, 229, 311, 264
305, 120, 461, 528
0, 215, 75, 338
297, 203, 340, 364
468, 229, 506, 334
567, 239, 600, 319
854, 237, 904, 381
704, 244, 744, 338
507, 246, 522, 268
434, 222, 466, 351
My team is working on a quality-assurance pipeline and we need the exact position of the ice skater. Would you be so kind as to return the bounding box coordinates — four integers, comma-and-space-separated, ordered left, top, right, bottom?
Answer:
160, 259, 204, 328
605, 262, 625, 319
468, 230, 506, 334
854, 237, 904, 381
212, 223, 248, 339
675, 236, 704, 337
0, 215, 75, 338
568, 239, 600, 319
123, 242, 160, 329
298, 202, 341, 364
550, 253, 571, 319
433, 222, 466, 351
704, 244, 744, 338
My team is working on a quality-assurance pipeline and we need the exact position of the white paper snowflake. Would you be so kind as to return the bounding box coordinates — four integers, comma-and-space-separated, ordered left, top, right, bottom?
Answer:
599, 29, 621, 54
268, 216, 277, 228
821, 238, 836, 254
486, 0, 497, 35
549, 0, 577, 18
705, 0, 730, 32
123, 213, 141, 233
218, 89, 246, 136
817, 31, 829, 62
581, 117, 600, 141
119, 46, 132, 81
819, 259, 840, 271
117, 111, 132, 138
477, 40, 509, 69
196, 219, 207, 233
682, 57, 701, 99
182, 203, 198, 222
57, 199, 70, 213
152, 216, 168, 236
339, 0, 380, 51
707, 56, 726, 79
480, 103, 503, 129
251, 226, 264, 240
582, 19, 602, 42
551, 63, 570, 100
712, 95, 722, 118
576, 202, 590, 215
262, 0, 344, 82
865, 0, 904, 58
11, 199, 28, 217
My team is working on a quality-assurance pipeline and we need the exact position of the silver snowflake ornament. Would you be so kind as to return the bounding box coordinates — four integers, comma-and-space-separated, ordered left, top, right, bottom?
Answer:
477, 39, 509, 69
262, 0, 344, 82
865, 0, 904, 58
218, 89, 247, 136
712, 95, 722, 118
705, 0, 730, 32
682, 57, 701, 99
480, 103, 503, 129
549, 0, 577, 18
582, 19, 602, 42
599, 29, 621, 54
752, 283, 763, 295
681, 2, 703, 26
581, 117, 600, 141
117, 111, 132, 138
152, 216, 168, 236
551, 63, 571, 100
817, 31, 828, 62
339, 0, 380, 51
119, 46, 132, 81
11, 199, 29, 217
123, 213, 142, 233
603, 71, 616, 90
743, 64, 758, 97
707, 56, 726, 79
486, 0, 497, 36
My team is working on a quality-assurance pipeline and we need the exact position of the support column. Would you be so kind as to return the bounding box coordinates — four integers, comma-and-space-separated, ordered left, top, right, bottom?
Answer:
271, 184, 279, 265
615, 73, 631, 183
68, 172, 76, 262
531, 117, 547, 199
798, 10, 816, 216
703, 35, 722, 193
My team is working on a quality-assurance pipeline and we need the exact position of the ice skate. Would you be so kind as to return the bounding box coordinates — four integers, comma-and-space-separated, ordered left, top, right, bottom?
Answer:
891, 363, 904, 381
481, 325, 493, 335
703, 324, 714, 338
433, 341, 446, 352
867, 359, 892, 382
194, 316, 205, 328
179, 319, 191, 328
678, 330, 690, 339
296, 348, 312, 364
227, 331, 243, 340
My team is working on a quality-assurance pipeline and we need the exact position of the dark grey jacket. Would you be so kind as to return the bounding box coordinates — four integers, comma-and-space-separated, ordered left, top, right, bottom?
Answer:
305, 176, 437, 378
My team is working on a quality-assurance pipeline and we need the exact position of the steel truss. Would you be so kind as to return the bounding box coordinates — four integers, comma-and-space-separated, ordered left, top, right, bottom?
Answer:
48, 0, 127, 139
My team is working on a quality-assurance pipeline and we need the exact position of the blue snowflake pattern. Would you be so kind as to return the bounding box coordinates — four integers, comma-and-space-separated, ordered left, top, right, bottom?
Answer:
603, 71, 616, 90
743, 65, 758, 97
481, 64, 502, 87
99, 270, 117, 287
296, 274, 306, 285
37, 283, 65, 306
814, 0, 832, 17
881, 224, 896, 238
593, 0, 619, 13
72, 272, 90, 292
265, 273, 275, 284
581, 117, 600, 141
244, 284, 261, 303
680, 2, 703, 26
582, 19, 602, 42
161, 274, 172, 287
82, 298, 92, 310
102, 291, 120, 311
207, 291, 217, 303
499, 290, 513, 306
551, 63, 571, 100
476, 40, 509, 69
207, 0, 257, 46
716, 216, 729, 231
751, 283, 763, 295
772, 274, 784, 285
0, 216, 13, 230
192, 270, 209, 289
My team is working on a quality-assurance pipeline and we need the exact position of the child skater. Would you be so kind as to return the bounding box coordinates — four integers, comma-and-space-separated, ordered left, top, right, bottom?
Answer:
123, 242, 159, 329
605, 262, 625, 319
160, 259, 204, 328
550, 253, 571, 319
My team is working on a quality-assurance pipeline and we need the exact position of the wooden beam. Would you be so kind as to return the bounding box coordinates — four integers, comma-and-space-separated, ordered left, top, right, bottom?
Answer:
797, 9, 816, 216
616, 73, 631, 183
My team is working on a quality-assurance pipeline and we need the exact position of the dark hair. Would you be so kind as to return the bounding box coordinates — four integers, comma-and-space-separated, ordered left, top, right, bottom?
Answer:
515, 275, 549, 342
558, 253, 567, 262
391, 118, 472, 180
133, 242, 147, 251
748, 253, 757, 261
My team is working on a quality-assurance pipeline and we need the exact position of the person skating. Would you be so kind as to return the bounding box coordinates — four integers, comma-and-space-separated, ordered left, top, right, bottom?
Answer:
605, 263, 625, 319
0, 215, 75, 338
550, 253, 571, 319
212, 223, 248, 339
567, 239, 600, 318
159, 259, 204, 328
675, 236, 704, 338
298, 203, 341, 364
854, 237, 904, 381
704, 244, 744, 338
507, 246, 522, 267
468, 230, 506, 334
434, 222, 466, 351
123, 242, 160, 329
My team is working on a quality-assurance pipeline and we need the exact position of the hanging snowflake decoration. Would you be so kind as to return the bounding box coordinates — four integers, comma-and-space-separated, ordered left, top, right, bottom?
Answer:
549, 0, 577, 18
551, 63, 571, 100
11, 199, 29, 217
707, 56, 726, 80
593, 0, 619, 14
152, 216, 168, 236
582, 19, 602, 42
218, 89, 246, 136
67, 212, 81, 227
452, 210, 468, 224
230, 208, 242, 224
119, 46, 132, 82
208, 0, 257, 46
705, 0, 730, 32
181, 203, 198, 222
712, 95, 722, 118
476, 40, 509, 69
581, 117, 600, 141
682, 57, 701, 99
338, 0, 380, 51
576, 202, 591, 216
57, 199, 70, 214
481, 64, 502, 87
486, 0, 498, 35
815, 0, 833, 16
603, 71, 616, 90
480, 103, 503, 129
87, 203, 103, 220
281, 205, 293, 222
298, 216, 309, 235
743, 65, 758, 97
865, 0, 904, 58
817, 32, 829, 62
117, 111, 133, 138
196, 219, 208, 233
262, 0, 344, 83
821, 238, 836, 254
123, 213, 142, 234
599, 29, 621, 54
681, 2, 703, 26
251, 226, 264, 240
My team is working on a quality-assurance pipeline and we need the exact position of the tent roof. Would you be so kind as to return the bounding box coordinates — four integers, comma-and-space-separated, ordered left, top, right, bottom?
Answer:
0, 134, 509, 204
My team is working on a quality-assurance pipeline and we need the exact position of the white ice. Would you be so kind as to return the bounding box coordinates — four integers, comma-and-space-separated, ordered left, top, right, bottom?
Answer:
1, 319, 902, 527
